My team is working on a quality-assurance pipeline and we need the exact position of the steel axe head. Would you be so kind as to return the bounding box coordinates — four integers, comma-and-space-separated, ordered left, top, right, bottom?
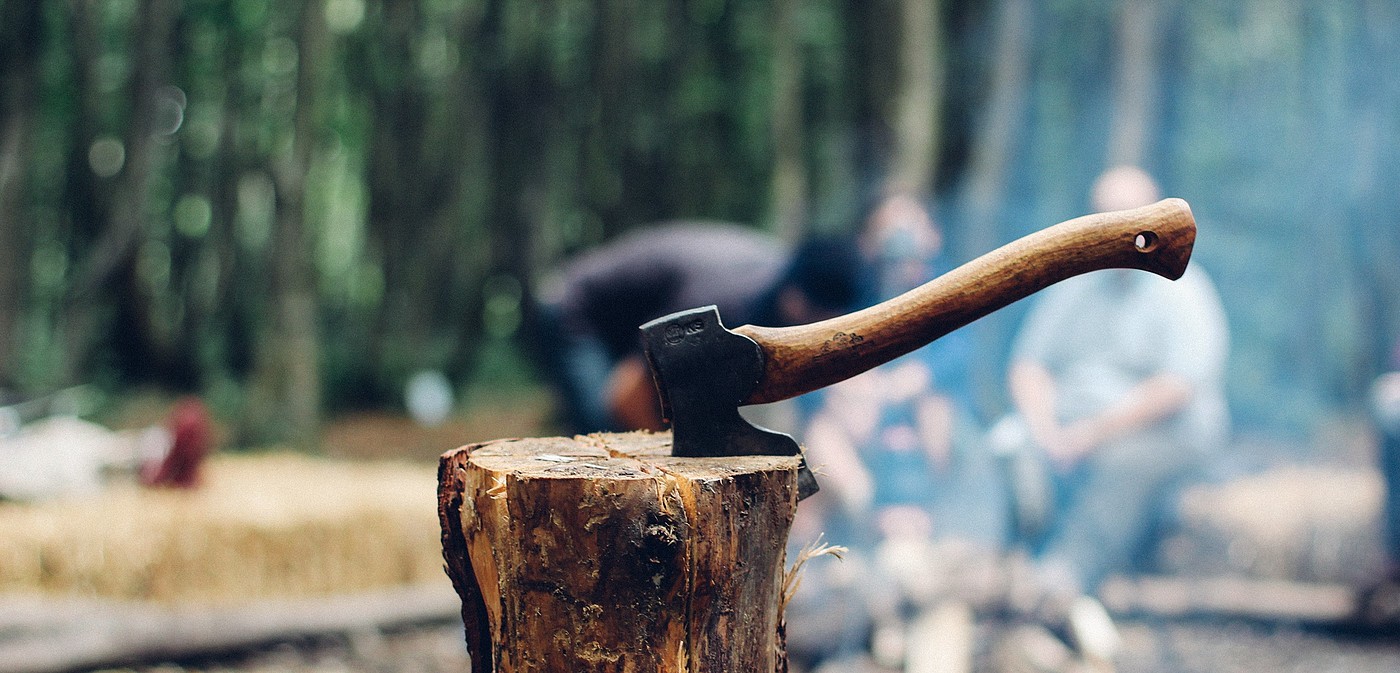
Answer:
640, 306, 820, 500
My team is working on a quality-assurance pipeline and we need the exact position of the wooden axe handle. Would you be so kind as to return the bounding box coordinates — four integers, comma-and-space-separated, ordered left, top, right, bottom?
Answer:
735, 198, 1196, 405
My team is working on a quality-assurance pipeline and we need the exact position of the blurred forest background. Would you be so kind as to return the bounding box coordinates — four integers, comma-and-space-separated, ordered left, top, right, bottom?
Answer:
2, 0, 1399, 450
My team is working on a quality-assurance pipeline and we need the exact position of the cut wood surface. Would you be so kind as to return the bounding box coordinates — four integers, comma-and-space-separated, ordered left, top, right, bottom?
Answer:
439, 431, 800, 673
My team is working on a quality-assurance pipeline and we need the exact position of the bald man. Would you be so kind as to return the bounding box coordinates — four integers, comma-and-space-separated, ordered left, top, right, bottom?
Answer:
1002, 166, 1230, 598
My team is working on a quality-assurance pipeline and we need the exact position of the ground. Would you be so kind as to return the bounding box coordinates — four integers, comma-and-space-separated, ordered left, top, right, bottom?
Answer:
5, 399, 1398, 672
320, 390, 554, 463
62, 618, 1400, 673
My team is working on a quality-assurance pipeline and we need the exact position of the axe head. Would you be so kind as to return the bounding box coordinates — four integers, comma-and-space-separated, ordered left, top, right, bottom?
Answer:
640, 306, 819, 500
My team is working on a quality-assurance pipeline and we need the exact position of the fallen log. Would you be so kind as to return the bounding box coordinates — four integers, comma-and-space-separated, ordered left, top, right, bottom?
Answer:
1158, 466, 1386, 584
1099, 574, 1357, 624
0, 583, 461, 673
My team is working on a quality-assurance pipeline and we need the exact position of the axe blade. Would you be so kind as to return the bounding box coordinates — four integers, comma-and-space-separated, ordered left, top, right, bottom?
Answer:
641, 306, 819, 500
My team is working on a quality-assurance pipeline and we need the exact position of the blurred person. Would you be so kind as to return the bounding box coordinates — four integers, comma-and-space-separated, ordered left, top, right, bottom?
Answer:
531, 222, 862, 434
138, 397, 214, 489
857, 191, 947, 305
802, 190, 1001, 547
1360, 341, 1400, 624
788, 191, 1006, 670
995, 166, 1229, 626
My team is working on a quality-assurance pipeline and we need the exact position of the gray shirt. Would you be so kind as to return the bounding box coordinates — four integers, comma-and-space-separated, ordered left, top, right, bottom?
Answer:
1011, 266, 1230, 451
547, 223, 786, 359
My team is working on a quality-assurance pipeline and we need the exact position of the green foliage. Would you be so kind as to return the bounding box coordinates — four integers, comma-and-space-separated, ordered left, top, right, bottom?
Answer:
2, 0, 1397, 447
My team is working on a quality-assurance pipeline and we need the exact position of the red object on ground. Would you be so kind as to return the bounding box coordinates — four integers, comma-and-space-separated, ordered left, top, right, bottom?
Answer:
141, 397, 213, 488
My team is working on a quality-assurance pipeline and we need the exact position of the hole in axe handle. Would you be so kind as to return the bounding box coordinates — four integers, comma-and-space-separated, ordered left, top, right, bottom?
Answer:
1135, 231, 1159, 252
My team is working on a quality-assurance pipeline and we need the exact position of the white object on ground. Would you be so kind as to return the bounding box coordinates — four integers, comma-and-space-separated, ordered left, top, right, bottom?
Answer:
0, 417, 136, 502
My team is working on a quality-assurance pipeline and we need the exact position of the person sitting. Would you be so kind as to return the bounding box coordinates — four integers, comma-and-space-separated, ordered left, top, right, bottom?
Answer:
1359, 343, 1400, 625
992, 166, 1229, 661
801, 189, 1003, 550
788, 191, 1006, 670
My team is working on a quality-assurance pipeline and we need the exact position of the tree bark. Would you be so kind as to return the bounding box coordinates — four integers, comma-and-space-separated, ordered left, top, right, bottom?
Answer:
438, 432, 800, 672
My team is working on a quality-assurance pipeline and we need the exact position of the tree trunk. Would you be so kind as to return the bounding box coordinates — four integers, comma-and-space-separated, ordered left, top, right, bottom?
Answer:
54, 0, 109, 386
361, 0, 458, 386
72, 0, 175, 297
208, 3, 253, 379
956, 0, 1033, 415
255, 0, 328, 446
438, 432, 800, 672
959, 0, 1032, 253
769, 0, 807, 242
1103, 0, 1163, 168
889, 0, 944, 194
0, 0, 43, 388
61, 0, 177, 386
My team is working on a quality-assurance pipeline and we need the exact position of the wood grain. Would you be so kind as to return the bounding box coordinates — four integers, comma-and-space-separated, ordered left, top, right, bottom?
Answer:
737, 198, 1196, 404
438, 432, 800, 673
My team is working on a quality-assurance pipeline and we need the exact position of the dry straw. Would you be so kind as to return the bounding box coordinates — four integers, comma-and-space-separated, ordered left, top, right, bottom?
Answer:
0, 453, 444, 603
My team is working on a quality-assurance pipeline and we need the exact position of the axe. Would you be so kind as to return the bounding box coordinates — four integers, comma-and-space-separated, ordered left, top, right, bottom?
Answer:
640, 198, 1196, 500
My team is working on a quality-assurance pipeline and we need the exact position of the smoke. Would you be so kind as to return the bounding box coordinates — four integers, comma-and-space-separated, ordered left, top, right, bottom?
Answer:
939, 2, 1400, 440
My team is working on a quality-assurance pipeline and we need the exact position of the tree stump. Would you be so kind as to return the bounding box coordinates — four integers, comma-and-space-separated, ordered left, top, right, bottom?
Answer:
438, 431, 801, 673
